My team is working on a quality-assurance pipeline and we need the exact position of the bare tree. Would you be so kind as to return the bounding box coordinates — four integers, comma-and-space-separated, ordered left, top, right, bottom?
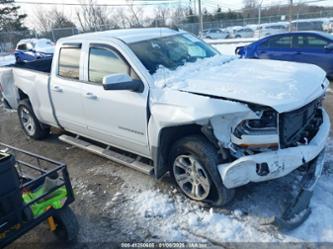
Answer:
242, 0, 259, 18
34, 8, 75, 32
243, 0, 258, 8
126, 0, 144, 28
153, 5, 171, 26
34, 7, 53, 32
75, 0, 117, 32
114, 8, 130, 29
171, 5, 188, 25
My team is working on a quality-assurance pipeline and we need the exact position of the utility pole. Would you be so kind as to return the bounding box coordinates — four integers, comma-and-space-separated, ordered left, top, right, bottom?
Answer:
288, 0, 293, 31
198, 0, 203, 34
193, 0, 197, 15
258, 0, 264, 25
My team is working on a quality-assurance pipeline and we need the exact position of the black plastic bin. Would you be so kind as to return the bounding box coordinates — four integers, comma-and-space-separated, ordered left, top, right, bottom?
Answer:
0, 152, 23, 232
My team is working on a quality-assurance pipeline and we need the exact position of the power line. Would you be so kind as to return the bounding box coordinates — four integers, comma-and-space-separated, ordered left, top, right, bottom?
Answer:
14, 0, 180, 7
13, 0, 330, 9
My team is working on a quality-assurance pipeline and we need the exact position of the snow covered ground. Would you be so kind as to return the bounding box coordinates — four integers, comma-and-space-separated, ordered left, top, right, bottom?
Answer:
213, 43, 249, 55
0, 54, 15, 66
204, 37, 258, 45
206, 37, 256, 56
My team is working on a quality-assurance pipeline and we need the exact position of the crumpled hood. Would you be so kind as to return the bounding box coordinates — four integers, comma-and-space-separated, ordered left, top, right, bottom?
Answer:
153, 56, 327, 113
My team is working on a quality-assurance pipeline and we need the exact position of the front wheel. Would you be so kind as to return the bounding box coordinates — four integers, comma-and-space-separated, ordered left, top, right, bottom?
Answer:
18, 99, 50, 140
169, 135, 235, 207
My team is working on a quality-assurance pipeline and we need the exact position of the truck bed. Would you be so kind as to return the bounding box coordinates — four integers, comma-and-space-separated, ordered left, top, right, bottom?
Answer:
0, 63, 56, 127
8, 57, 52, 74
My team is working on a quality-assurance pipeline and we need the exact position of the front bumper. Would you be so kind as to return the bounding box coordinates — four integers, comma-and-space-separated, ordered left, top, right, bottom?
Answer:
218, 109, 330, 189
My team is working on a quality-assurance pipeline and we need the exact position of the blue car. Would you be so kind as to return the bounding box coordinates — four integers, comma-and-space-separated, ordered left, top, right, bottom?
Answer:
236, 31, 333, 79
15, 39, 54, 63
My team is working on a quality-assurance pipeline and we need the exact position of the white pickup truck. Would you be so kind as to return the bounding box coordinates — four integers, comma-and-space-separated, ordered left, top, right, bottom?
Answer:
0, 28, 330, 211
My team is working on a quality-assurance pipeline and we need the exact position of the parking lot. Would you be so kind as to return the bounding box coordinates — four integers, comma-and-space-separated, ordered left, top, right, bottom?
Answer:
1, 81, 332, 248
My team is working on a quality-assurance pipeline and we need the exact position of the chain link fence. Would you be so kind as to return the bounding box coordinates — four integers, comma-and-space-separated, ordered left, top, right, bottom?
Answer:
180, 10, 333, 35
1, 10, 333, 53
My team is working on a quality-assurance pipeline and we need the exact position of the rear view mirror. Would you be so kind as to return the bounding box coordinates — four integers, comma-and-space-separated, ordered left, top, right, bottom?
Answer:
102, 73, 143, 92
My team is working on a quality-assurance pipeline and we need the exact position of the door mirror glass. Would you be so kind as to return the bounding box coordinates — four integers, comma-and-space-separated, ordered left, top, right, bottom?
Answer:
102, 73, 143, 92
325, 43, 333, 50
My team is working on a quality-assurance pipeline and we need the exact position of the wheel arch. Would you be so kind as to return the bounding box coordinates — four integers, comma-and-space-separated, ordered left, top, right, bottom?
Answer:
17, 88, 29, 101
153, 123, 217, 179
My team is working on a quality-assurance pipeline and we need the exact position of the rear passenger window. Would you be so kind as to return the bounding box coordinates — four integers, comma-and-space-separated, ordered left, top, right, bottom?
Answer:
58, 47, 81, 80
88, 47, 130, 84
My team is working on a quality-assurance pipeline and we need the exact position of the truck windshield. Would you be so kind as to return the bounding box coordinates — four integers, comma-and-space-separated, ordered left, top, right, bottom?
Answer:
129, 34, 218, 74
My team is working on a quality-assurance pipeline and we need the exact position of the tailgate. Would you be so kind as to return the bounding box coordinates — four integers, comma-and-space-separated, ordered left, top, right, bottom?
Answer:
0, 67, 19, 109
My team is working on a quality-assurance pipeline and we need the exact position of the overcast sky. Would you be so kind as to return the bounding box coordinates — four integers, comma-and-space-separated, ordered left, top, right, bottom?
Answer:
16, 0, 333, 29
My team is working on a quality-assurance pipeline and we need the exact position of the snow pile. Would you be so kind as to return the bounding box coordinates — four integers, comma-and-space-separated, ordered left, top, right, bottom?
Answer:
0, 55, 15, 66
183, 205, 278, 242
129, 189, 280, 242
132, 190, 175, 218
153, 55, 237, 88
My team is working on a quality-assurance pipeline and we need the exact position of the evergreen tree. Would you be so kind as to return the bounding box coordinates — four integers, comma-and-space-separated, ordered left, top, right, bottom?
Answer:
0, 0, 27, 32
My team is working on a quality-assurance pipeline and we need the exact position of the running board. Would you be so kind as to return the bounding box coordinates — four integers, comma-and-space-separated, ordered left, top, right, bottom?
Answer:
59, 134, 154, 176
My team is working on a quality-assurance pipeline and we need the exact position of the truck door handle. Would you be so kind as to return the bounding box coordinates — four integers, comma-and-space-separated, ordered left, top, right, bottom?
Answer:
52, 86, 63, 92
85, 92, 97, 99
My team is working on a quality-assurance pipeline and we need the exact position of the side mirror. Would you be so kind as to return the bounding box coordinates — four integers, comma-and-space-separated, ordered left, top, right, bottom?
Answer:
102, 73, 144, 92
324, 43, 333, 51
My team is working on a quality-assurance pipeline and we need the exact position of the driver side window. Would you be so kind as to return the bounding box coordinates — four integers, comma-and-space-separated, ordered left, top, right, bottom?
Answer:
88, 46, 138, 84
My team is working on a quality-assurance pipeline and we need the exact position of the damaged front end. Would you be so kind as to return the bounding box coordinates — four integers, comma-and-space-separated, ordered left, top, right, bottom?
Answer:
210, 96, 329, 230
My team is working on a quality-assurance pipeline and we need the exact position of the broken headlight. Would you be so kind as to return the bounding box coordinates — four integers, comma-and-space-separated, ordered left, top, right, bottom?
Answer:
233, 108, 279, 150
234, 109, 277, 138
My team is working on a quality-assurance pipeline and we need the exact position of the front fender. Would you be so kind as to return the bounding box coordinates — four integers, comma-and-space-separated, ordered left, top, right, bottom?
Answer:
148, 88, 252, 178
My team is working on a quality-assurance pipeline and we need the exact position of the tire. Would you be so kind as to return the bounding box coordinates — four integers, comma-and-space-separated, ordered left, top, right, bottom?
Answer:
17, 99, 50, 140
53, 207, 79, 242
15, 56, 23, 64
169, 135, 235, 207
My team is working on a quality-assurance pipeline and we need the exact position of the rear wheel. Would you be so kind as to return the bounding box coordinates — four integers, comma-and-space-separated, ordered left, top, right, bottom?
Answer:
169, 135, 235, 207
18, 99, 50, 140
